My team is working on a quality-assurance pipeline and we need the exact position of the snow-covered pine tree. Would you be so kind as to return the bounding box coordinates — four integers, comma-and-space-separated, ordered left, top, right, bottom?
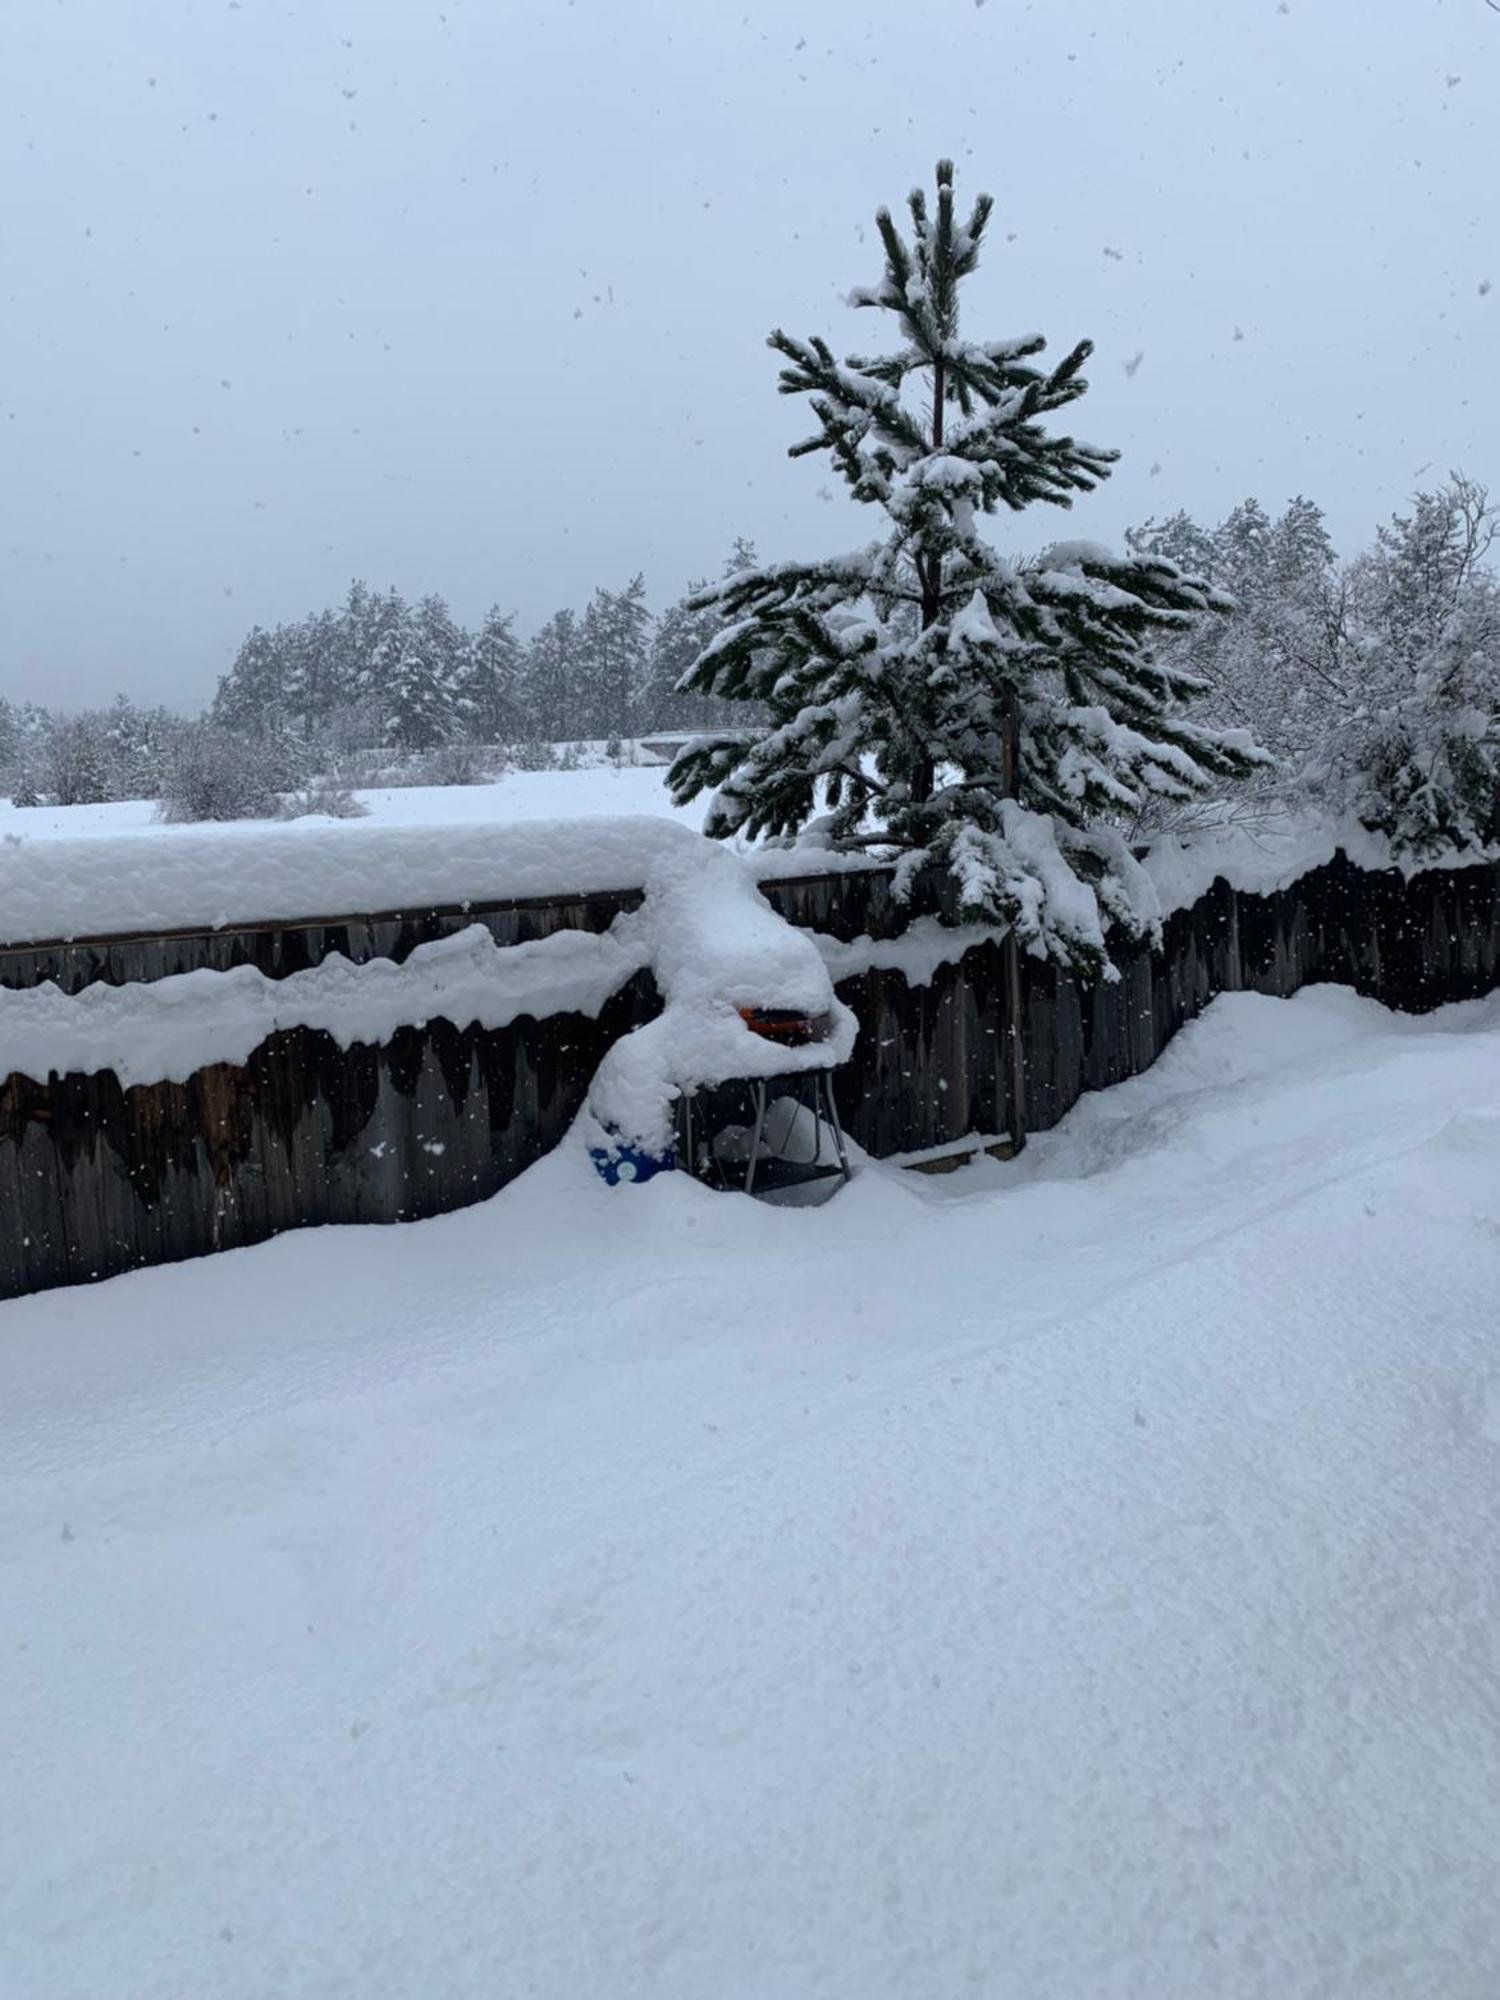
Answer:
1269, 496, 1337, 596
578, 575, 651, 740
641, 540, 764, 732
374, 595, 457, 750
460, 606, 524, 742
350, 587, 411, 714
0, 698, 19, 792
1124, 510, 1219, 587
521, 609, 582, 742
285, 608, 343, 737
671, 160, 1264, 978
1339, 474, 1500, 857
102, 695, 178, 799
640, 590, 719, 731
413, 593, 468, 735
7, 702, 52, 806
212, 625, 296, 736
1355, 474, 1496, 669
1212, 498, 1276, 605
332, 581, 385, 704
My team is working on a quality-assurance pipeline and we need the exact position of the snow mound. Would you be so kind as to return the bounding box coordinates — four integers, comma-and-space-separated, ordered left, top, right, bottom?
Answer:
588, 838, 857, 1157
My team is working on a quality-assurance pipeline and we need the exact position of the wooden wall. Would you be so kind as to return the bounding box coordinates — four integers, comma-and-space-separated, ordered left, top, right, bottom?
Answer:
2, 854, 1497, 1300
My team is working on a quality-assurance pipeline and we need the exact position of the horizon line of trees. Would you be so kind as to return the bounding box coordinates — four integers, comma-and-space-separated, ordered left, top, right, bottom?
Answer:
208, 539, 766, 756
0, 542, 766, 809
1, 477, 1496, 853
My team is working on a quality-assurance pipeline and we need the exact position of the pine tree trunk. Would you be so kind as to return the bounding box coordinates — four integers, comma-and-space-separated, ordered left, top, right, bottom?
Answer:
999, 692, 1027, 1153
911, 354, 947, 807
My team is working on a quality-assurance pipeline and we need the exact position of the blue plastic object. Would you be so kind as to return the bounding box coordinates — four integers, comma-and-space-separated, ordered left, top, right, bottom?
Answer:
589, 1137, 676, 1186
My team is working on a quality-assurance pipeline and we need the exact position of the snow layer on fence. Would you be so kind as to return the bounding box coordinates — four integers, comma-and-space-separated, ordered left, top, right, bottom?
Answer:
1141, 810, 1495, 916
0, 922, 648, 1088
0, 813, 873, 949
5, 774, 1490, 957
0, 839, 858, 1098
814, 916, 1001, 987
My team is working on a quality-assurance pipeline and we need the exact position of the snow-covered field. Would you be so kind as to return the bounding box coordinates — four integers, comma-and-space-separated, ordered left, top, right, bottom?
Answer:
0, 762, 701, 843
6, 986, 1500, 1998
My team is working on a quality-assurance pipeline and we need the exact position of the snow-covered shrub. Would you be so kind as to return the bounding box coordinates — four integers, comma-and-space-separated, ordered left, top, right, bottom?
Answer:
325, 744, 398, 789
509, 739, 559, 772
280, 777, 369, 821
407, 740, 498, 787
1332, 587, 1500, 859
158, 725, 286, 823
40, 714, 114, 806
1326, 477, 1500, 858
308, 696, 387, 770
8, 701, 190, 809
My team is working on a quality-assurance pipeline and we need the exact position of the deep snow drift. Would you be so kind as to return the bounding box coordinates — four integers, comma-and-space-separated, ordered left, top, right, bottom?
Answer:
5, 988, 1500, 1999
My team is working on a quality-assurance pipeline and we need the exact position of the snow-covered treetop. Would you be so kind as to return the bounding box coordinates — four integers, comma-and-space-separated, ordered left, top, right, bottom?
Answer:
771, 160, 1113, 533
672, 159, 1264, 979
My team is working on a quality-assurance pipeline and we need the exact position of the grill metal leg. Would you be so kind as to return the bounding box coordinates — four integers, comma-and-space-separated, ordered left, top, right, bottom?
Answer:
683, 1071, 851, 1200
820, 1071, 853, 1183
742, 1080, 769, 1197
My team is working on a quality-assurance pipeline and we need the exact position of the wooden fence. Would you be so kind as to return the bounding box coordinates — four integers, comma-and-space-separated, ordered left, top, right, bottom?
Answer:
2, 853, 1497, 1300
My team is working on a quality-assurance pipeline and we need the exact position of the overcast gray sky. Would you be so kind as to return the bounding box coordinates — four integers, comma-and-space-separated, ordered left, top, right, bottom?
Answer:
3, 0, 1495, 711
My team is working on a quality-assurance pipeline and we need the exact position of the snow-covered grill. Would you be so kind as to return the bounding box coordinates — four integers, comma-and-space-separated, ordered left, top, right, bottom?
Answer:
677, 1007, 852, 1205
585, 836, 858, 1200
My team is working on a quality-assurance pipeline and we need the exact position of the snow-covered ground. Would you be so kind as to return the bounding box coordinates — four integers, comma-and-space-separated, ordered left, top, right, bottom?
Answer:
6, 986, 1500, 1999
0, 761, 700, 843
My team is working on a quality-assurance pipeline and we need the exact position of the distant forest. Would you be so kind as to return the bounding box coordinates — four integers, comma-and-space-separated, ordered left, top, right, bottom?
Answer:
0, 543, 764, 811
2, 480, 1496, 855
207, 538, 767, 755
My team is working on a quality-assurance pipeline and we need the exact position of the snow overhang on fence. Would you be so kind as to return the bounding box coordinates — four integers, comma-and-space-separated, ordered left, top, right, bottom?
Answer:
0, 814, 876, 952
